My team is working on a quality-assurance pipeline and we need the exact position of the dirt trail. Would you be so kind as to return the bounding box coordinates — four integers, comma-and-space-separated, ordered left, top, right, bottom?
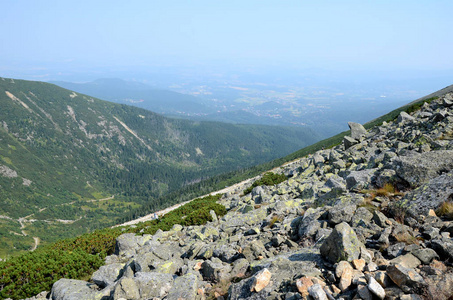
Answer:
116, 176, 258, 228
31, 237, 40, 251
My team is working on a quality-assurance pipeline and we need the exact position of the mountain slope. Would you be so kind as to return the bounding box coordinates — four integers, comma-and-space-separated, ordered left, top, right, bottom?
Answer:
0, 77, 320, 256
3, 85, 453, 300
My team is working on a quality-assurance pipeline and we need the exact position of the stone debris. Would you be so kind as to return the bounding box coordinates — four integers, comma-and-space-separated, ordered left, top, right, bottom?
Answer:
46, 93, 453, 300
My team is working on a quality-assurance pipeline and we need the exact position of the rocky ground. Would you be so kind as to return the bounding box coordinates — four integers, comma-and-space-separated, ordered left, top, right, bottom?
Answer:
29, 93, 453, 299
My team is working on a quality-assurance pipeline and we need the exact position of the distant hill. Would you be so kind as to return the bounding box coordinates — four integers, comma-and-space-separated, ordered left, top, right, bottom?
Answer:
50, 78, 214, 115
0, 77, 320, 256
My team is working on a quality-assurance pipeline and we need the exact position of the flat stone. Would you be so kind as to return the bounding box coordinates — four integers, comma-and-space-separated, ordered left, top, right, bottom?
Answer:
296, 276, 314, 298
367, 276, 385, 300
389, 253, 421, 269
386, 264, 426, 292
250, 268, 271, 292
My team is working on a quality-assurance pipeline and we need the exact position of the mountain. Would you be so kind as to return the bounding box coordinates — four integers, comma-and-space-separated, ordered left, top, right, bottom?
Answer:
0, 77, 321, 256
50, 78, 214, 115
3, 84, 453, 300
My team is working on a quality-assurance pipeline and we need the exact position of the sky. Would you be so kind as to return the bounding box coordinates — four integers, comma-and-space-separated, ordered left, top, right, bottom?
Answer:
1, 0, 453, 81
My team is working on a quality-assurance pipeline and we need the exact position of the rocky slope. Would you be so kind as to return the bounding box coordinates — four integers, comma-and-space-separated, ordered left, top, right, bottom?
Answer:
41, 92, 453, 299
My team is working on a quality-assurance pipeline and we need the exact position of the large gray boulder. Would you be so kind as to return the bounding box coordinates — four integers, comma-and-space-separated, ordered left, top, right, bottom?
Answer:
320, 222, 363, 263
396, 170, 453, 219
346, 169, 377, 190
298, 207, 324, 239
112, 277, 140, 300
90, 262, 125, 288
134, 272, 174, 299
50, 279, 105, 300
391, 150, 453, 187
348, 122, 367, 140
327, 204, 356, 225
167, 273, 199, 300
114, 233, 152, 256
397, 111, 415, 124
201, 258, 233, 282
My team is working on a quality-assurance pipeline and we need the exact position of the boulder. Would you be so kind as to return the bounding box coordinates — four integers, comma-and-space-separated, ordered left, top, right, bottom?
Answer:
348, 122, 367, 140
391, 150, 453, 187
90, 262, 125, 288
298, 207, 324, 239
320, 222, 363, 263
115, 233, 151, 256
386, 264, 426, 293
327, 204, 356, 225
50, 279, 105, 300
133, 272, 174, 299
112, 277, 140, 300
308, 283, 328, 300
397, 170, 453, 219
397, 111, 415, 124
344, 136, 358, 150
346, 169, 376, 190
201, 258, 232, 282
166, 273, 198, 300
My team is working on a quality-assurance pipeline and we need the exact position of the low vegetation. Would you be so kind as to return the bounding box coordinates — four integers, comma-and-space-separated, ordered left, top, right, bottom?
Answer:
436, 201, 453, 220
0, 195, 225, 300
243, 172, 287, 195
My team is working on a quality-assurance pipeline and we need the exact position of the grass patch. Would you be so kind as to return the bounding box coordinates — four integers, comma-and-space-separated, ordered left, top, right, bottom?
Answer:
243, 172, 287, 195
436, 201, 453, 220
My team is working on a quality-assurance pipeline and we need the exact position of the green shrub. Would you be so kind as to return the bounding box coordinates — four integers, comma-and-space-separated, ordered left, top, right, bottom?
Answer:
243, 172, 287, 195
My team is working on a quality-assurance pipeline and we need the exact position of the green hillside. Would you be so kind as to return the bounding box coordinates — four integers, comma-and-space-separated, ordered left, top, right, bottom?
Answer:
0, 77, 320, 257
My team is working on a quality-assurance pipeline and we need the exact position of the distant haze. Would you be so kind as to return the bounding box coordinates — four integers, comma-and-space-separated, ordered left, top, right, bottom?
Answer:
1, 0, 452, 81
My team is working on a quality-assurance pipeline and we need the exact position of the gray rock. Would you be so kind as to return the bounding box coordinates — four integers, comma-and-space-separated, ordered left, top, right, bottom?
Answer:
308, 284, 328, 300
367, 276, 386, 300
430, 239, 453, 261
201, 258, 233, 282
112, 277, 140, 300
298, 207, 324, 239
411, 248, 439, 264
351, 207, 373, 227
320, 222, 363, 263
372, 210, 390, 228
50, 279, 105, 300
398, 170, 453, 219
391, 150, 453, 187
344, 136, 358, 150
386, 242, 406, 259
348, 122, 367, 140
313, 153, 325, 167
346, 169, 376, 190
134, 272, 174, 299
115, 233, 151, 256
166, 273, 198, 300
327, 204, 356, 225
231, 258, 250, 278
90, 262, 125, 288
397, 111, 415, 124
389, 253, 421, 269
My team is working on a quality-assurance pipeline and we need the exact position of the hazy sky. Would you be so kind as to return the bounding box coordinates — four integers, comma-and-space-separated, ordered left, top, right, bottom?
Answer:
1, 0, 453, 80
